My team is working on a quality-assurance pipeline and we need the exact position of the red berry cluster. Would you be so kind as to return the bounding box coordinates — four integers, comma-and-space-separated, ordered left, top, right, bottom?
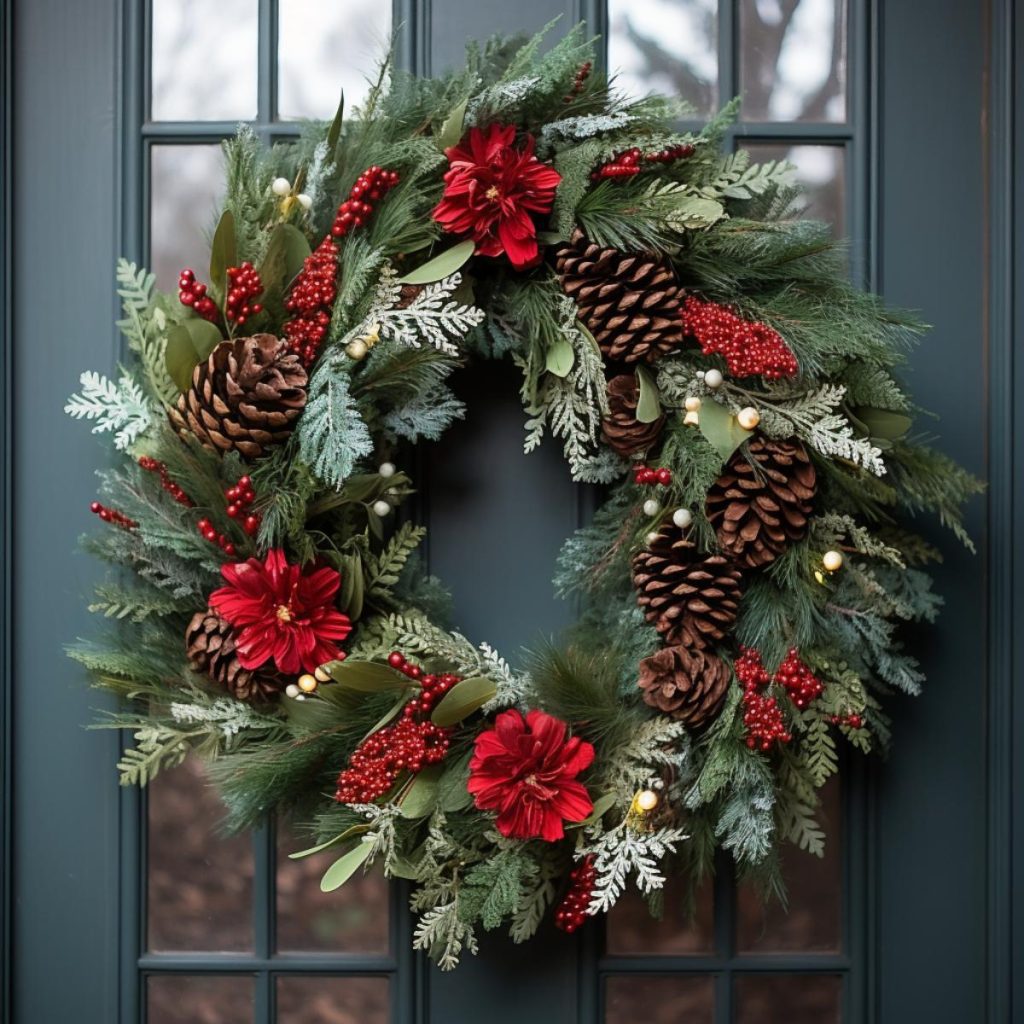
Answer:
90, 501, 137, 530
564, 61, 592, 103
225, 474, 260, 536
331, 166, 400, 239
177, 268, 219, 322
138, 455, 193, 507
554, 855, 596, 933
283, 236, 339, 366
774, 648, 824, 710
680, 296, 798, 380
830, 712, 864, 729
633, 464, 672, 486
334, 652, 455, 805
224, 262, 263, 326
197, 517, 236, 557
591, 144, 696, 180
735, 647, 791, 751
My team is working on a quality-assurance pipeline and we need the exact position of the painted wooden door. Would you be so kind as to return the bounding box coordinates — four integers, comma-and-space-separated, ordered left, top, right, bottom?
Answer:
4, 1, 1020, 1022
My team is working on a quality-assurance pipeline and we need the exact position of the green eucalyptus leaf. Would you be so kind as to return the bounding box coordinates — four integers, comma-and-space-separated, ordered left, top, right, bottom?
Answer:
209, 209, 237, 287
289, 823, 369, 860
635, 365, 662, 423
366, 507, 385, 542
359, 692, 409, 743
397, 240, 475, 285
165, 320, 223, 392
436, 97, 468, 153
852, 406, 913, 441
698, 399, 752, 462
323, 659, 411, 693
399, 765, 444, 819
319, 840, 373, 892
387, 851, 423, 880
430, 676, 497, 727
326, 90, 344, 156
545, 337, 575, 378
668, 195, 726, 230
438, 751, 474, 812
260, 223, 311, 291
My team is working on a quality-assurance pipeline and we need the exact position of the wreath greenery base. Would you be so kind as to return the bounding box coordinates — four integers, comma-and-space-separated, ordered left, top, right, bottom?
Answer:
68, 27, 980, 969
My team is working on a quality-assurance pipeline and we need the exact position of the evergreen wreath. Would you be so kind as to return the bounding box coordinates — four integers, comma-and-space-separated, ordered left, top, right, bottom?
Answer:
70, 28, 981, 967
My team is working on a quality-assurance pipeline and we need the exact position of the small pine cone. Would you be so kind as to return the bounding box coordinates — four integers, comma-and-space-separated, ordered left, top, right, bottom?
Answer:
637, 645, 731, 726
554, 229, 684, 363
169, 334, 308, 459
632, 526, 744, 648
602, 374, 664, 457
185, 611, 282, 703
706, 436, 817, 569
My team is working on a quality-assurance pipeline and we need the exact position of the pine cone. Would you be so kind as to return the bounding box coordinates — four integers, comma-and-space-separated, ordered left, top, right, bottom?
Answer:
554, 229, 684, 363
637, 645, 731, 726
602, 374, 665, 457
632, 526, 744, 648
706, 436, 817, 569
169, 334, 308, 459
185, 611, 283, 703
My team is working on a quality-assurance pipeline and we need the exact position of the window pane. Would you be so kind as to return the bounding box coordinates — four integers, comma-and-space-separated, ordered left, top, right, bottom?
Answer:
276, 976, 389, 1024
734, 974, 842, 1023
276, 820, 390, 954
147, 974, 254, 1024
147, 756, 253, 952
737, 776, 842, 952
739, 0, 847, 122
606, 975, 714, 1023
151, 0, 258, 121
607, 0, 718, 116
150, 145, 226, 293
742, 143, 845, 233
606, 878, 714, 956
278, 0, 393, 120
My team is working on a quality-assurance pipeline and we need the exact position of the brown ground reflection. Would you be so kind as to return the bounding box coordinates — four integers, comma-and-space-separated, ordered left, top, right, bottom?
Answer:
147, 974, 254, 1024
606, 875, 715, 955
735, 973, 842, 1023
606, 975, 714, 1023
276, 976, 389, 1024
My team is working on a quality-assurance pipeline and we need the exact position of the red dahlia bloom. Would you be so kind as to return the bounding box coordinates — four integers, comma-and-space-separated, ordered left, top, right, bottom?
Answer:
467, 708, 594, 841
432, 124, 561, 270
209, 549, 351, 674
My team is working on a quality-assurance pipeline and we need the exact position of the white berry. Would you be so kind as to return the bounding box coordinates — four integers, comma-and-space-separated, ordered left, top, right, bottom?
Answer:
378, 461, 396, 478
672, 508, 693, 529
372, 499, 392, 517
645, 531, 660, 546
642, 498, 660, 516
684, 396, 702, 412
823, 549, 844, 572
271, 177, 292, 196
297, 193, 313, 210
704, 368, 724, 389
285, 683, 301, 699
737, 406, 761, 430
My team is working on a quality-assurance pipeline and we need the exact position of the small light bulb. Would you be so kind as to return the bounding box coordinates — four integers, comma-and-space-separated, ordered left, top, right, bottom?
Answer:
635, 789, 659, 812
822, 550, 844, 572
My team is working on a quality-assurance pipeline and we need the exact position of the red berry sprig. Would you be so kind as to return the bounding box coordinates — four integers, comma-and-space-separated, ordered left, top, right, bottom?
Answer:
736, 647, 791, 751
197, 517, 236, 557
224, 262, 263, 326
830, 712, 864, 729
774, 648, 824, 710
681, 296, 798, 380
283, 236, 339, 366
564, 61, 592, 103
177, 268, 219, 322
591, 144, 696, 181
225, 474, 260, 536
331, 166, 400, 239
633, 464, 672, 486
138, 455, 193, 507
554, 855, 596, 933
90, 501, 137, 530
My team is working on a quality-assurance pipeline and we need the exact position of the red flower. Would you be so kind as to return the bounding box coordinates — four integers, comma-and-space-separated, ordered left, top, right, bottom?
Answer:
467, 708, 594, 841
432, 124, 561, 270
209, 549, 351, 674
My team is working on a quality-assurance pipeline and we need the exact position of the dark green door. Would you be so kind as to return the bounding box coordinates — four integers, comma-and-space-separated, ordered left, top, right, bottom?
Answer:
4, 1, 1019, 1021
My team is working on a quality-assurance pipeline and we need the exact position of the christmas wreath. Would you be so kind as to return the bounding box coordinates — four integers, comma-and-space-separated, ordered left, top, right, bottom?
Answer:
69, 29, 980, 967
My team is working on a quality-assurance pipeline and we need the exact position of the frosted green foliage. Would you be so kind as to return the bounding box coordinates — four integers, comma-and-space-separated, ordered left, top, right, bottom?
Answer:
380, 358, 465, 442
66, 371, 151, 450
114, 259, 178, 406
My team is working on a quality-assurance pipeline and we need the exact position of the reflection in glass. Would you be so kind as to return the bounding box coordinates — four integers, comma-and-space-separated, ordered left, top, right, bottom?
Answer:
606, 975, 714, 1023
607, 0, 718, 116
606, 877, 714, 955
277, 820, 390, 954
147, 974, 254, 1024
278, 0, 393, 120
150, 146, 227, 293
737, 775, 842, 952
151, 0, 258, 121
743, 143, 845, 233
739, 0, 847, 122
735, 973, 842, 1023
276, 976, 389, 1024
147, 756, 253, 952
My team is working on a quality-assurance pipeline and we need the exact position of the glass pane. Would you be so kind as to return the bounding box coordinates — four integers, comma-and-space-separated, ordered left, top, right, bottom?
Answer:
278, 0, 393, 120
276, 820, 390, 954
276, 976, 389, 1024
606, 975, 714, 1023
743, 143, 845, 233
151, 0, 258, 121
739, 0, 847, 122
606, 877, 714, 955
147, 974, 254, 1024
607, 0, 718, 116
734, 974, 842, 1023
147, 756, 253, 952
737, 775, 842, 952
150, 146, 226, 293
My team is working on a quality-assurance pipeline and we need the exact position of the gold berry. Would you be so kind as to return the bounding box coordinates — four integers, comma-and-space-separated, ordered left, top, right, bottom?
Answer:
345, 338, 368, 360
314, 665, 332, 683
298, 673, 319, 693
737, 406, 760, 430
635, 789, 659, 812
684, 396, 702, 412
823, 550, 844, 572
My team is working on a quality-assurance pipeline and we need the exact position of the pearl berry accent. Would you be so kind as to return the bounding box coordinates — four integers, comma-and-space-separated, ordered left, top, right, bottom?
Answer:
642, 498, 660, 517
822, 550, 844, 572
635, 789, 659, 812
378, 461, 396, 478
672, 508, 693, 529
285, 682, 301, 699
272, 177, 292, 197
297, 193, 313, 210
298, 673, 319, 693
737, 406, 761, 430
704, 368, 724, 389
372, 499, 392, 517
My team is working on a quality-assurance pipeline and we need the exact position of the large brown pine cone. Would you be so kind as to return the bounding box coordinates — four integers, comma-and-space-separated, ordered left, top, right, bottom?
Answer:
705, 436, 817, 569
554, 229, 684, 363
602, 374, 665, 457
637, 645, 731, 726
185, 611, 283, 703
632, 526, 744, 649
169, 334, 307, 459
